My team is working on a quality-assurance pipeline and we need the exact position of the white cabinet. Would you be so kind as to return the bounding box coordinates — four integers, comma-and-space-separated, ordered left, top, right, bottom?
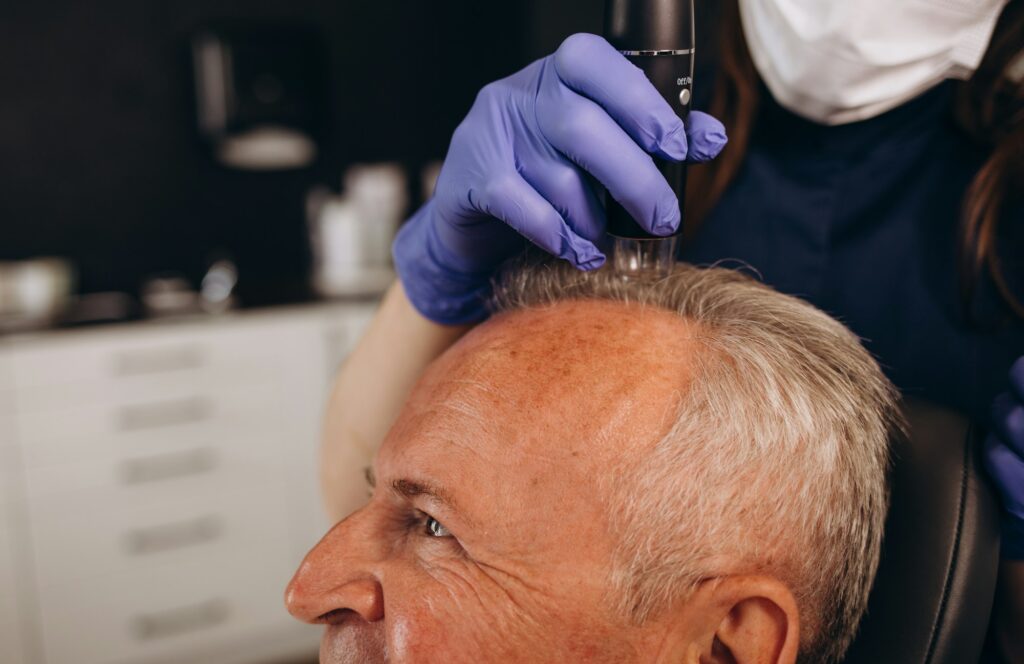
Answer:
1, 350, 32, 664
0, 510, 30, 664
0, 301, 379, 664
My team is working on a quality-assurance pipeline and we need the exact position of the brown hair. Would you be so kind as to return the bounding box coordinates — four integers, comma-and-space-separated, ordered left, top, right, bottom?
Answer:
955, 0, 1024, 317
686, 0, 1024, 317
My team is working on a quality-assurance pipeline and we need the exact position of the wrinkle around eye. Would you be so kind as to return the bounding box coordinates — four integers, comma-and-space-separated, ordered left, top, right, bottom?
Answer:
472, 557, 550, 600
421, 556, 508, 625
423, 554, 555, 637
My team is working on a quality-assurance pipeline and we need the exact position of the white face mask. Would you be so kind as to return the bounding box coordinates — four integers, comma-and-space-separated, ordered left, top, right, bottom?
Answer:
737, 0, 1010, 125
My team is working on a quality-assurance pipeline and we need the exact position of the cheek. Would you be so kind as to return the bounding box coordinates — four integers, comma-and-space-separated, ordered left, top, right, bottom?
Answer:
381, 561, 564, 664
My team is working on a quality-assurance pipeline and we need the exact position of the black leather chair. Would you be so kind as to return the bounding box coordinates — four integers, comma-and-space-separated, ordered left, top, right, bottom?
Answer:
844, 399, 1002, 663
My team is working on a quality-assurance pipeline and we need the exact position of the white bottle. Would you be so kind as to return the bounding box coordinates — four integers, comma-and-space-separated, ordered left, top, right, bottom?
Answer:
310, 163, 408, 297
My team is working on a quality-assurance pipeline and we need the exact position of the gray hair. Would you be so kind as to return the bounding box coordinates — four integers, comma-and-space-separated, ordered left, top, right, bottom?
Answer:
490, 256, 899, 664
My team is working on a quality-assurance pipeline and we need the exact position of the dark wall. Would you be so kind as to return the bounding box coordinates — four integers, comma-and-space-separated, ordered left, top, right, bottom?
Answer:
524, 0, 603, 59
0, 1, 526, 302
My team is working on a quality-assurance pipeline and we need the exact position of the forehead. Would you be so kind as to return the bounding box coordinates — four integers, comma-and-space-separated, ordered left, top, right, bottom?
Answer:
379, 299, 697, 499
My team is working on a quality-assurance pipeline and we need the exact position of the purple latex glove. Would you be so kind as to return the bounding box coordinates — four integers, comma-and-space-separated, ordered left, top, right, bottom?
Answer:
985, 356, 1024, 559
393, 33, 727, 324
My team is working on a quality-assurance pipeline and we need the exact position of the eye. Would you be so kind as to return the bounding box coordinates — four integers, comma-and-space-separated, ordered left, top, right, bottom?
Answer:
424, 515, 453, 538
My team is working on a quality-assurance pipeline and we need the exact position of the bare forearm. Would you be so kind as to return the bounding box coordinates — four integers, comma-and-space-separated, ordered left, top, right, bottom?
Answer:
993, 559, 1024, 662
320, 281, 471, 521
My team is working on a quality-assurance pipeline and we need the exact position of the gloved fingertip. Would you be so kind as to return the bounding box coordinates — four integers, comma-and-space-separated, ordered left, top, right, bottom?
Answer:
652, 218, 680, 237
576, 241, 605, 266
578, 253, 607, 271
657, 123, 688, 161
650, 194, 681, 236
560, 235, 602, 270
687, 128, 728, 162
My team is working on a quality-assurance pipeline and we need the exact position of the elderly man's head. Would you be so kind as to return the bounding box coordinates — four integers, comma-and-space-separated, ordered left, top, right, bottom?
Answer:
286, 261, 898, 663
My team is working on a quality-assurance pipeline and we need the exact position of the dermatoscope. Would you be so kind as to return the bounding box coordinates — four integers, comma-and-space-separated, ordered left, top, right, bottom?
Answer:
604, 0, 695, 278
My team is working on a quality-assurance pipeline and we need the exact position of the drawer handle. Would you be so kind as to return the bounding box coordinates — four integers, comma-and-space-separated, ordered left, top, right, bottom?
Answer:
123, 515, 224, 555
113, 346, 204, 376
132, 598, 229, 641
117, 397, 212, 431
120, 448, 218, 485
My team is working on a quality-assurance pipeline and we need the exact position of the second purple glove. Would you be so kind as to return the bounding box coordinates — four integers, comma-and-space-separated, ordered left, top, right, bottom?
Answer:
984, 356, 1024, 559
393, 33, 727, 325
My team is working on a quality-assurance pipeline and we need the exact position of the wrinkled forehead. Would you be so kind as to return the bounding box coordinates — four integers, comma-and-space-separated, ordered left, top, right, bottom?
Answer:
389, 299, 698, 475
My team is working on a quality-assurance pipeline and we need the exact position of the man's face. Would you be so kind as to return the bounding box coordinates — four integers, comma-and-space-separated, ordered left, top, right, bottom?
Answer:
286, 300, 697, 663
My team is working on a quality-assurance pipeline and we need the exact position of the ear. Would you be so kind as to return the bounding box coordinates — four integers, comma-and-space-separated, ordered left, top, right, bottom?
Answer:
696, 576, 800, 664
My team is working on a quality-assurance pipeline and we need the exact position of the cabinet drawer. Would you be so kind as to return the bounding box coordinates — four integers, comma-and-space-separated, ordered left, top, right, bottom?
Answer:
13, 362, 281, 414
37, 547, 297, 664
29, 471, 294, 589
11, 319, 309, 389
23, 423, 285, 502
16, 382, 287, 468
24, 440, 282, 504
13, 333, 204, 386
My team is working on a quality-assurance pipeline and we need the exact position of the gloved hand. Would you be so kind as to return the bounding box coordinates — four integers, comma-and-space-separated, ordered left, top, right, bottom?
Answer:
985, 356, 1024, 559
393, 33, 728, 324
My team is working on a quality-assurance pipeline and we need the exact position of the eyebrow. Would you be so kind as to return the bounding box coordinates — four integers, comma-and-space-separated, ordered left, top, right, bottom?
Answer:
365, 466, 464, 519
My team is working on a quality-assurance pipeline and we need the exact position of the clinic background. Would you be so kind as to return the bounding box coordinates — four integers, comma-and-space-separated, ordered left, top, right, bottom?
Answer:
0, 1, 599, 663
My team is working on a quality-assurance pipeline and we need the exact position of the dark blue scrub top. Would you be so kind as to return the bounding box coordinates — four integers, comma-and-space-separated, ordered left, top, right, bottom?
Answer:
682, 82, 1024, 423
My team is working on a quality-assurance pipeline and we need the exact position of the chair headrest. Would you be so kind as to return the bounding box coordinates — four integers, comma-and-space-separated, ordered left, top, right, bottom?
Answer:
844, 398, 1001, 663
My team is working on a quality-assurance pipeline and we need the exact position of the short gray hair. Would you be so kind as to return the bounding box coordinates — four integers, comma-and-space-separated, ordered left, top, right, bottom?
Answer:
490, 257, 899, 664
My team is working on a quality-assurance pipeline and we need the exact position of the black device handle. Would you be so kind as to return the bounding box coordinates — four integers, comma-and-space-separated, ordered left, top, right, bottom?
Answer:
603, 0, 695, 239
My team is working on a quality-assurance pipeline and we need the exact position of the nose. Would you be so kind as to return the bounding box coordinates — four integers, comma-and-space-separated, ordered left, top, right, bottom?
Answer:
285, 511, 385, 624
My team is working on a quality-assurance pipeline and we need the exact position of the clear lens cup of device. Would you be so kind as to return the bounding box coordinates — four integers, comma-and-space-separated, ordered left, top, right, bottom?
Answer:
611, 236, 679, 280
